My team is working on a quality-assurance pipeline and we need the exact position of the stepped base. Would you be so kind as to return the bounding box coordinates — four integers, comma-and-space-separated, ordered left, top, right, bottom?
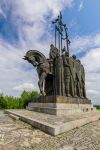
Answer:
26, 96, 95, 116
5, 109, 100, 136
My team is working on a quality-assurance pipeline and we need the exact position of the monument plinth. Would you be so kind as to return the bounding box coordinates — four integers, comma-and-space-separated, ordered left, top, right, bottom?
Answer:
26, 96, 94, 116
26, 96, 91, 104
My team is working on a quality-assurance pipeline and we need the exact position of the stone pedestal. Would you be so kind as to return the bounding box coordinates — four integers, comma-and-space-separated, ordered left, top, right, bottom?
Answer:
26, 96, 95, 116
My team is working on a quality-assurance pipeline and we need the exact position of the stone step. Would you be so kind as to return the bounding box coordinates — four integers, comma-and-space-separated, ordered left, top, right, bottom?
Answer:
4, 109, 100, 136
8, 114, 19, 120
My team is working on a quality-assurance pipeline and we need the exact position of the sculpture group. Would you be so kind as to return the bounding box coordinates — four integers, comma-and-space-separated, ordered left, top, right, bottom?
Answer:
24, 12, 86, 99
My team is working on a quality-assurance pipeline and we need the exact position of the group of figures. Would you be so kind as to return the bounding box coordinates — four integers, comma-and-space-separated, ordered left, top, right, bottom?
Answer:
24, 44, 86, 99
49, 44, 86, 98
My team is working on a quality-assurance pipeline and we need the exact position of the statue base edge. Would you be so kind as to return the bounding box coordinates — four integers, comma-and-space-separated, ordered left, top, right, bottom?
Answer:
26, 96, 95, 116
31, 95, 91, 104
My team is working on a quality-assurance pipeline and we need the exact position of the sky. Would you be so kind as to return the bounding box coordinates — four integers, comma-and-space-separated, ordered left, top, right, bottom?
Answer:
0, 0, 100, 105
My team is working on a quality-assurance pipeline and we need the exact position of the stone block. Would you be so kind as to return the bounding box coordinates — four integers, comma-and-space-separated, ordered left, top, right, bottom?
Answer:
4, 109, 100, 136
31, 96, 91, 104
26, 101, 95, 116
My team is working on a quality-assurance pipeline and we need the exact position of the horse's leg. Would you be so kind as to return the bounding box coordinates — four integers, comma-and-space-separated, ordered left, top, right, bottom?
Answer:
38, 72, 47, 96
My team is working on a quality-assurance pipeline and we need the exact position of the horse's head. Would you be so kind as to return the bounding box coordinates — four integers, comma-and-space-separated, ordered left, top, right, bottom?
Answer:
23, 50, 47, 67
23, 51, 38, 67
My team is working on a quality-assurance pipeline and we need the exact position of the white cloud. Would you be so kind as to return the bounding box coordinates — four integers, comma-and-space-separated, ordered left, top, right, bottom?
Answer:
0, 38, 39, 96
0, 7, 6, 19
0, 89, 2, 94
70, 33, 100, 54
81, 48, 100, 105
78, 0, 84, 11
81, 48, 100, 73
87, 90, 100, 95
13, 83, 35, 91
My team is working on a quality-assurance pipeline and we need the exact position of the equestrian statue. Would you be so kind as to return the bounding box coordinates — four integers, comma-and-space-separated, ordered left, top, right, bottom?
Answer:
23, 12, 87, 99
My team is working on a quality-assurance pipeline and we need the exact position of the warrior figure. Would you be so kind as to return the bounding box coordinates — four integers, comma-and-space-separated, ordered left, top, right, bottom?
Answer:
70, 55, 78, 97
62, 51, 71, 96
76, 60, 82, 97
80, 63, 86, 98
49, 44, 59, 60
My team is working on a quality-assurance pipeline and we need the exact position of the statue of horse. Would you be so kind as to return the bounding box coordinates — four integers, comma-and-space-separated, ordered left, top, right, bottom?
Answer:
23, 50, 50, 96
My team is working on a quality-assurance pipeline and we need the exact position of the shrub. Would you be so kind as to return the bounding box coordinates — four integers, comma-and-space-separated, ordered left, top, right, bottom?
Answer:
0, 91, 39, 109
96, 105, 100, 110
19, 90, 38, 108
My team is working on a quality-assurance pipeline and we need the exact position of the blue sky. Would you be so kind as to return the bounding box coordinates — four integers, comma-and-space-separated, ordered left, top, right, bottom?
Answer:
1, 0, 100, 47
64, 0, 100, 36
0, 0, 100, 104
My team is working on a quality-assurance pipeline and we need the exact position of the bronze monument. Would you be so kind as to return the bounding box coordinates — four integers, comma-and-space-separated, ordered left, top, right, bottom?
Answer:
23, 12, 91, 107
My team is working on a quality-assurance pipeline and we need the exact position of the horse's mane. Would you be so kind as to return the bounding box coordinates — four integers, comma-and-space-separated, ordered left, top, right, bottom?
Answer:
26, 50, 47, 63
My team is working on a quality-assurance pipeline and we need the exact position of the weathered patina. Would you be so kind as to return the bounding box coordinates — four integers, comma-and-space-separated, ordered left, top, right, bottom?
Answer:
23, 12, 87, 99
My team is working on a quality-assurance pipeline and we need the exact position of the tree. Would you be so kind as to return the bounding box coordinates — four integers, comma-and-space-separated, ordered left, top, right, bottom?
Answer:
0, 91, 39, 109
